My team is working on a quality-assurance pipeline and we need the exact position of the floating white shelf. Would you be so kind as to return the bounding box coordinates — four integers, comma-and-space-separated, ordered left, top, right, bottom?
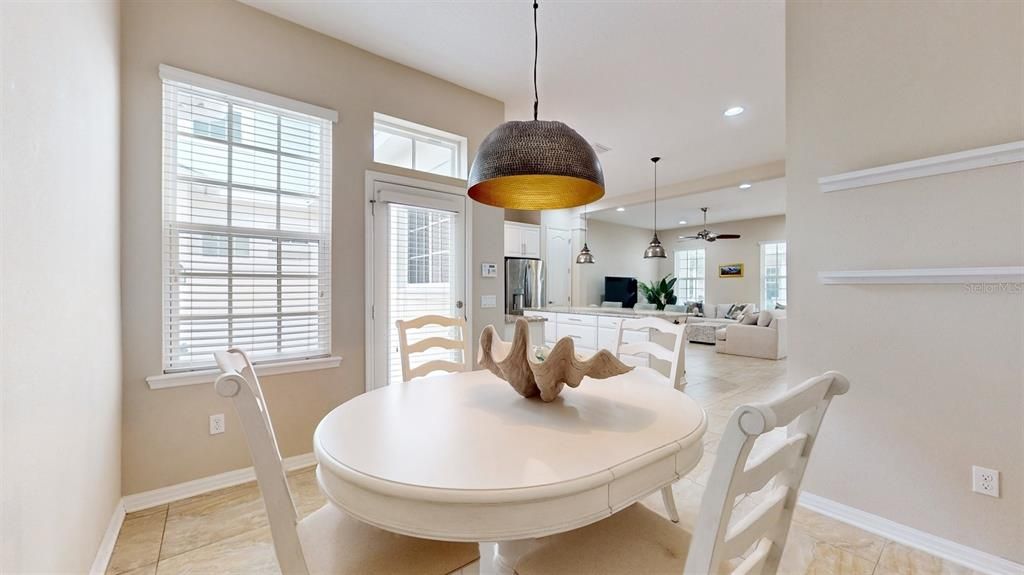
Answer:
818, 140, 1024, 193
818, 267, 1024, 285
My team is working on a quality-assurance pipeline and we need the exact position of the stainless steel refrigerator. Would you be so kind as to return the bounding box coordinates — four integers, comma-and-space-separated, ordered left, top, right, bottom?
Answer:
505, 257, 545, 315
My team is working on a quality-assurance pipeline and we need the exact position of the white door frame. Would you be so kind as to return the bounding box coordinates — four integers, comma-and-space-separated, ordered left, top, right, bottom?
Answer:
364, 170, 473, 392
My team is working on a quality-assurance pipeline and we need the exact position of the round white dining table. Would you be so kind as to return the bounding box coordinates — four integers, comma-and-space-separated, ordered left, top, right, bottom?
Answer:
313, 367, 707, 573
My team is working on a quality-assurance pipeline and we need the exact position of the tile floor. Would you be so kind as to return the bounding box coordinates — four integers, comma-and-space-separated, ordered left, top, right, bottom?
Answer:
107, 344, 979, 575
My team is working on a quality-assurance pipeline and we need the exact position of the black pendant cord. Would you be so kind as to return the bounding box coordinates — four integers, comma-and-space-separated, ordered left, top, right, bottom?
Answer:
584, 204, 588, 245
533, 2, 539, 121
652, 157, 660, 236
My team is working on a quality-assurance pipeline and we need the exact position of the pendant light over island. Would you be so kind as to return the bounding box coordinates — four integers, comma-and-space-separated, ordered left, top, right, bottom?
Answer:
467, 2, 605, 210
643, 157, 667, 259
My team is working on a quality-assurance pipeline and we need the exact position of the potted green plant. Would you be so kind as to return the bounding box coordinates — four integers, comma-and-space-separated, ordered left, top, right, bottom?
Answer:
638, 274, 678, 310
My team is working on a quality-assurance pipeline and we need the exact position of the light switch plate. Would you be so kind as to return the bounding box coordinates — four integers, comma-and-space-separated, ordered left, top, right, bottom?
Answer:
480, 295, 497, 308
481, 263, 498, 278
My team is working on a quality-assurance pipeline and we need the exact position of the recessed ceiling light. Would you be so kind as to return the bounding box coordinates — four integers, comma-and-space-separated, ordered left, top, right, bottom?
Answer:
738, 183, 752, 190
616, 207, 625, 212
723, 106, 745, 117
678, 220, 687, 225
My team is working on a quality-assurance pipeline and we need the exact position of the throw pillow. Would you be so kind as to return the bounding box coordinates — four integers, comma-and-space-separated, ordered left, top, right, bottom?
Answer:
768, 317, 778, 329
725, 304, 745, 320
775, 302, 786, 310
757, 309, 773, 327
740, 312, 759, 325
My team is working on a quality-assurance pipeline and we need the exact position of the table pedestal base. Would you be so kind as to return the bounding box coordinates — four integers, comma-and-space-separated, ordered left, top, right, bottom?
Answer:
491, 539, 538, 575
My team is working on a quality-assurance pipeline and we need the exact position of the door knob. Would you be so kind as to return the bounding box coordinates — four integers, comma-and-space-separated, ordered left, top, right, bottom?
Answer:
456, 300, 464, 309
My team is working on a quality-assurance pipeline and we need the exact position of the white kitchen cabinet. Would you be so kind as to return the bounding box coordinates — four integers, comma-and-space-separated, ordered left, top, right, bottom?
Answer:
524, 311, 556, 344
504, 222, 542, 258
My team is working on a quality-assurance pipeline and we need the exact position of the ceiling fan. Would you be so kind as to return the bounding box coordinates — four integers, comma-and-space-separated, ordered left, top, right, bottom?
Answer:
679, 208, 741, 242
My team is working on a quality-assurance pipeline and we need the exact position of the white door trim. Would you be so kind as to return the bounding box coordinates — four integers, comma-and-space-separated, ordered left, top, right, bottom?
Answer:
544, 227, 573, 306
364, 170, 473, 393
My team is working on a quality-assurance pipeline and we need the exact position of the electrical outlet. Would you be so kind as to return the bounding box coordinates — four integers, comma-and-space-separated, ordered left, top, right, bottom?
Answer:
972, 466, 999, 498
209, 413, 226, 435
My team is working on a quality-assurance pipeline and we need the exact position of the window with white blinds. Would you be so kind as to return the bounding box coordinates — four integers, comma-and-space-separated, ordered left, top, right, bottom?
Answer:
161, 67, 334, 372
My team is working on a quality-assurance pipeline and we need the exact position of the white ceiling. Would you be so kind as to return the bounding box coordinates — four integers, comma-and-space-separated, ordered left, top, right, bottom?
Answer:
241, 0, 785, 198
587, 177, 786, 230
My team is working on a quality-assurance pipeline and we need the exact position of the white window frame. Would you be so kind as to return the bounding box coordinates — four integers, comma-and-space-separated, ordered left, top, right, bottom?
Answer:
674, 248, 706, 303
760, 240, 787, 310
148, 66, 339, 387
373, 112, 468, 179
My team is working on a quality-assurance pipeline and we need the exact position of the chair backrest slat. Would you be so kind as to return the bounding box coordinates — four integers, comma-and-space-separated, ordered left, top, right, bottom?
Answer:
405, 336, 465, 355
396, 315, 471, 382
214, 349, 309, 575
617, 341, 676, 363
733, 434, 808, 496
731, 540, 772, 575
683, 371, 850, 575
720, 486, 788, 559
406, 359, 469, 380
615, 316, 687, 389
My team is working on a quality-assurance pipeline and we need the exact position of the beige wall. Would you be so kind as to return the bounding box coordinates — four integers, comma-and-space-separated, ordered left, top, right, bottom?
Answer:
1, 2, 122, 571
788, 1, 1022, 562
658, 215, 786, 307
121, 0, 504, 494
576, 219, 662, 306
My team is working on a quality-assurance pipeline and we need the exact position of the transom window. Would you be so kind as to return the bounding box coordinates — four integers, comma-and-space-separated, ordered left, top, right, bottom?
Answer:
160, 66, 334, 372
761, 241, 787, 309
373, 113, 468, 179
675, 248, 706, 302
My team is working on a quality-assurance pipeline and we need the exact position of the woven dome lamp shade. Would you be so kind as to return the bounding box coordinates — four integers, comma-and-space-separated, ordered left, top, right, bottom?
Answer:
467, 2, 605, 210
468, 120, 604, 210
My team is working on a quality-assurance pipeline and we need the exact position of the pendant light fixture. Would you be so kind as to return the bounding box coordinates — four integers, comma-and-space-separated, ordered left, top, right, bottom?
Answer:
467, 2, 605, 210
576, 203, 595, 264
643, 157, 667, 259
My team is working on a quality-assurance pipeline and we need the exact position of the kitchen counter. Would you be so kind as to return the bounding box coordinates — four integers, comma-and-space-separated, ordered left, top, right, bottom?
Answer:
525, 306, 690, 322
504, 314, 548, 325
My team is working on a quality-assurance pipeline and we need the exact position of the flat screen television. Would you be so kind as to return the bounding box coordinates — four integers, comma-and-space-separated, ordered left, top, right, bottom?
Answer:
604, 276, 638, 308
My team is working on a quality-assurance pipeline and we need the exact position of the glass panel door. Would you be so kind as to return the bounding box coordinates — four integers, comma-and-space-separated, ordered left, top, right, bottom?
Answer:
370, 182, 466, 389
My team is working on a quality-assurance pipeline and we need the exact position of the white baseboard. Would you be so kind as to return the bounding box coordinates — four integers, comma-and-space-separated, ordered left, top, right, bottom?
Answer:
89, 500, 126, 575
122, 452, 317, 513
799, 492, 1024, 575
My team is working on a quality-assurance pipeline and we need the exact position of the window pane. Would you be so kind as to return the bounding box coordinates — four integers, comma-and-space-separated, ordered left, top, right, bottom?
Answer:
374, 130, 413, 169
232, 146, 278, 189
415, 139, 455, 177
177, 135, 228, 182
232, 105, 278, 151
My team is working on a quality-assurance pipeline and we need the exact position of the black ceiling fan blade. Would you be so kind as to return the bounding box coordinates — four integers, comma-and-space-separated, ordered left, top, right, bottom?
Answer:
714, 234, 741, 239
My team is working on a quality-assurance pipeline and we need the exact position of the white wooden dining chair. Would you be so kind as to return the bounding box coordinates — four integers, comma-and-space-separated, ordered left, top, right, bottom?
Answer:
616, 316, 687, 390
214, 348, 479, 575
396, 314, 472, 382
513, 370, 850, 575
615, 316, 689, 523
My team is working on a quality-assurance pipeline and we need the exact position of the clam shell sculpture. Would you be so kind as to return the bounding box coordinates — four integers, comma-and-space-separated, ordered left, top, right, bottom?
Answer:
478, 318, 634, 402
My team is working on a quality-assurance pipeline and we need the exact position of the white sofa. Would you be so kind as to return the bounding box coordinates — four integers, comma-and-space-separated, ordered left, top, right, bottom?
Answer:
715, 310, 787, 360
685, 303, 757, 343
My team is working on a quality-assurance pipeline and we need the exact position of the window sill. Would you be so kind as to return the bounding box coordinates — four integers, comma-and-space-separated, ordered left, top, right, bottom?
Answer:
146, 356, 343, 390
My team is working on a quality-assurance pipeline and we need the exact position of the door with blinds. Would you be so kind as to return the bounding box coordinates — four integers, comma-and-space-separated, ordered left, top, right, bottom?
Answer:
369, 181, 467, 389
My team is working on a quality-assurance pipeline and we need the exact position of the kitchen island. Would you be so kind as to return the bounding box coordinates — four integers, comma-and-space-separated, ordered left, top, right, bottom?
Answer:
523, 307, 692, 370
